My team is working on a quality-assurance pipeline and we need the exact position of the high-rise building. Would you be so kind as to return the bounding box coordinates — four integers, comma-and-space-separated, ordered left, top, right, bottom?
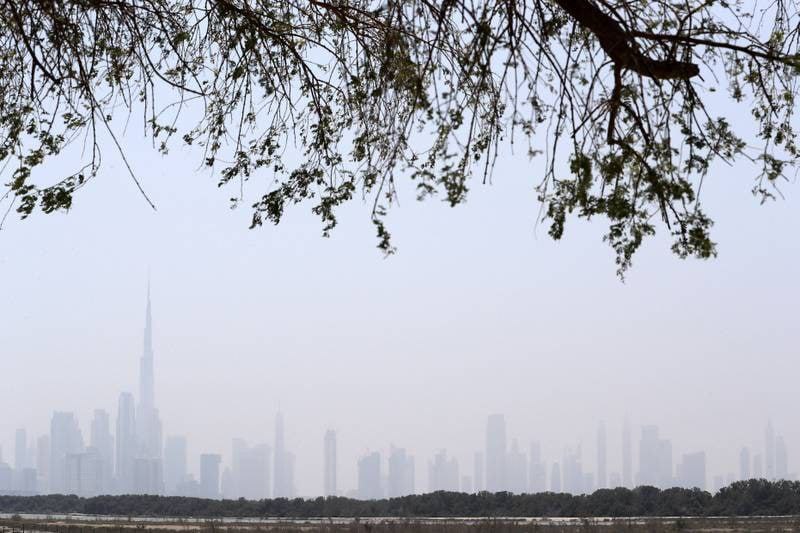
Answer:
0, 462, 13, 493
388, 446, 414, 497
232, 440, 270, 500
164, 435, 188, 495
36, 435, 50, 491
115, 392, 137, 493
14, 428, 28, 472
357, 451, 382, 500
473, 452, 484, 492
550, 462, 561, 492
529, 441, 546, 493
622, 418, 632, 488
221, 467, 235, 499
200, 453, 221, 499
273, 412, 294, 498
133, 457, 163, 494
507, 439, 527, 493
753, 453, 763, 478
428, 449, 459, 492
775, 436, 788, 480
765, 420, 775, 480
65, 448, 103, 497
485, 414, 507, 492
739, 447, 751, 481
562, 446, 584, 494
16, 468, 37, 495
90, 410, 114, 493
136, 285, 163, 476
597, 422, 607, 489
323, 430, 337, 497
676, 451, 706, 490
637, 425, 672, 488
49, 412, 84, 494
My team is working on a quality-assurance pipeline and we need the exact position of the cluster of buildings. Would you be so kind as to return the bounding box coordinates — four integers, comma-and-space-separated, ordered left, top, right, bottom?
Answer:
0, 287, 297, 500
346, 416, 793, 499
0, 291, 794, 499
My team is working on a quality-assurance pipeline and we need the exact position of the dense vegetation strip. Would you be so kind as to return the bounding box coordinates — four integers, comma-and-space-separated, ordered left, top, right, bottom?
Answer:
2, 480, 800, 518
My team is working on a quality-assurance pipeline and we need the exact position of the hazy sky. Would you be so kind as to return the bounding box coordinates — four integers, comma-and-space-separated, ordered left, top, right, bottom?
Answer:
1, 92, 798, 496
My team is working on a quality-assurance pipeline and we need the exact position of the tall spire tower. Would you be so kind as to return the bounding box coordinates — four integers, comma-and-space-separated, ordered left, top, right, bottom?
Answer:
135, 279, 164, 494
140, 279, 155, 411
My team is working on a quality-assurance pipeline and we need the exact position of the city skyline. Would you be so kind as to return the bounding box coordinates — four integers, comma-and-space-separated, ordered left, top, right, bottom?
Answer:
0, 288, 794, 498
0, 281, 794, 499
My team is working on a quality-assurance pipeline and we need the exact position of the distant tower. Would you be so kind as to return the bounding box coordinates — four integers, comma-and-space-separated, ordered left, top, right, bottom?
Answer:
323, 430, 337, 496
14, 428, 27, 472
739, 447, 751, 481
753, 453, 763, 478
775, 436, 788, 480
357, 451, 382, 500
36, 435, 50, 490
273, 412, 293, 497
90, 410, 114, 493
199, 453, 221, 499
164, 436, 188, 495
765, 420, 775, 480
550, 462, 561, 492
485, 414, 507, 492
115, 392, 137, 493
597, 422, 607, 489
136, 282, 163, 469
622, 418, 632, 488
49, 412, 84, 494
388, 446, 415, 497
529, 441, 547, 493
473, 452, 484, 492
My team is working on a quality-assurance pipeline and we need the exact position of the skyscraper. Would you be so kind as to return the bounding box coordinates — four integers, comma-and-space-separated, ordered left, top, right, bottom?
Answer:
116, 392, 137, 493
199, 453, 221, 499
638, 425, 672, 488
14, 428, 27, 472
357, 451, 382, 500
506, 439, 527, 493
428, 449, 459, 492
36, 435, 50, 491
90, 410, 114, 493
388, 446, 415, 497
529, 441, 546, 493
473, 451, 484, 492
164, 435, 188, 495
753, 453, 763, 478
49, 412, 84, 494
65, 448, 103, 497
273, 412, 294, 497
550, 462, 561, 492
739, 447, 751, 481
247, 444, 271, 499
622, 418, 632, 488
485, 414, 507, 492
562, 446, 584, 494
676, 451, 706, 490
597, 422, 607, 489
323, 430, 337, 497
232, 440, 270, 500
137, 284, 163, 471
765, 420, 775, 480
775, 436, 788, 480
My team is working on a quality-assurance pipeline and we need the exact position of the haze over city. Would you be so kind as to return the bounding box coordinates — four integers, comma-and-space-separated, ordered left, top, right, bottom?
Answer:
2, 120, 798, 499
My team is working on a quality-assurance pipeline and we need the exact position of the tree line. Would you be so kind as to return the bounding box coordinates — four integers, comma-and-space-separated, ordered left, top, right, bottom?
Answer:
2, 480, 800, 518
